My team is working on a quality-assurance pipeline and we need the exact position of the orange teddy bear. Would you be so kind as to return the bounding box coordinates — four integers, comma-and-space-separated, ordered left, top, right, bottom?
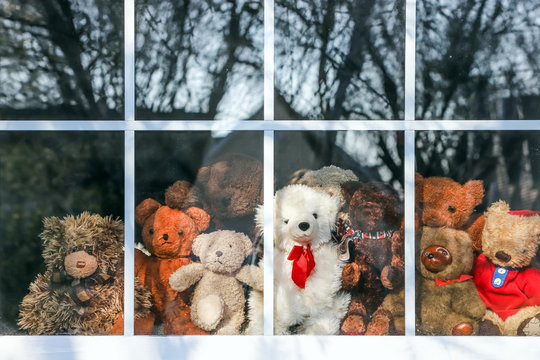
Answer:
134, 181, 210, 335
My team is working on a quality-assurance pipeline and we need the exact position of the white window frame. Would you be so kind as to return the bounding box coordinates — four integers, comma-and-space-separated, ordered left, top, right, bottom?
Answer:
1, 0, 540, 358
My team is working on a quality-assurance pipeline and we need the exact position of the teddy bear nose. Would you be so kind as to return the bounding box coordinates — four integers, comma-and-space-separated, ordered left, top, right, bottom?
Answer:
76, 261, 86, 268
495, 251, 511, 262
298, 222, 310, 231
216, 251, 223, 257
163, 234, 168, 240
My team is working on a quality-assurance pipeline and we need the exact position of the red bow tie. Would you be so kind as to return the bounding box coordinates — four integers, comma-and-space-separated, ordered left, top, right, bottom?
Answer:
288, 245, 315, 288
435, 274, 473, 286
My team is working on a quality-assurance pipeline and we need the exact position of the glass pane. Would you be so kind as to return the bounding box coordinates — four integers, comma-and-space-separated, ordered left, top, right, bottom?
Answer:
275, 1, 405, 120
135, 0, 264, 120
274, 131, 405, 334
415, 131, 540, 335
416, 0, 540, 120
0, 0, 124, 120
134, 131, 263, 334
0, 132, 124, 334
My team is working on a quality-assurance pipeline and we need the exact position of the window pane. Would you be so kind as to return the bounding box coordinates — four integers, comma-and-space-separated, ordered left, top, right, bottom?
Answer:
134, 131, 263, 334
415, 131, 540, 335
0, 132, 124, 334
275, 1, 405, 120
274, 131, 405, 334
135, 0, 264, 120
416, 0, 540, 120
0, 0, 124, 120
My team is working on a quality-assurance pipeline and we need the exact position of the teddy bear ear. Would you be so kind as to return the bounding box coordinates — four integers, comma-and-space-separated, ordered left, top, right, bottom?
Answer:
463, 180, 485, 207
197, 166, 211, 184
341, 181, 362, 203
487, 200, 510, 215
185, 207, 211, 232
165, 180, 200, 209
135, 199, 161, 226
40, 216, 64, 245
238, 232, 253, 258
192, 233, 211, 257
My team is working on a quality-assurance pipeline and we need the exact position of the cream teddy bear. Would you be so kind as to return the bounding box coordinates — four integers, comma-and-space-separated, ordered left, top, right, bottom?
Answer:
169, 230, 263, 335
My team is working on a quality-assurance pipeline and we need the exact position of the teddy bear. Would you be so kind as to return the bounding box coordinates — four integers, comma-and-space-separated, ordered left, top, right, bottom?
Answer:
18, 213, 152, 335
417, 226, 486, 335
474, 200, 540, 336
169, 230, 263, 335
192, 153, 263, 258
338, 181, 404, 335
134, 181, 211, 335
416, 174, 485, 250
270, 184, 350, 335
243, 258, 264, 335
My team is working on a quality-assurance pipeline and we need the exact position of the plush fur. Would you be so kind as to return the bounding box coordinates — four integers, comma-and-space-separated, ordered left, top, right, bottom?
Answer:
474, 201, 540, 335
244, 258, 264, 335
134, 182, 211, 335
417, 226, 486, 335
194, 154, 263, 258
271, 184, 350, 335
339, 181, 404, 335
18, 213, 152, 335
417, 174, 485, 250
169, 230, 263, 335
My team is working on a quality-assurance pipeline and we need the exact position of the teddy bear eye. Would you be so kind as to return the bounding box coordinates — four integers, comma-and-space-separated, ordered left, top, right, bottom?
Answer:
178, 231, 183, 236
448, 206, 456, 213
313, 213, 318, 219
149, 229, 154, 234
284, 219, 289, 224
229, 244, 232, 248
72, 246, 78, 252
87, 249, 93, 255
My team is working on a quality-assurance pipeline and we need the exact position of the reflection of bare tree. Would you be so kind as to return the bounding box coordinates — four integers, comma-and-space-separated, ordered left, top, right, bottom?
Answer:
275, 0, 404, 120
135, 0, 263, 120
0, 0, 123, 119
416, 132, 540, 210
416, 0, 540, 120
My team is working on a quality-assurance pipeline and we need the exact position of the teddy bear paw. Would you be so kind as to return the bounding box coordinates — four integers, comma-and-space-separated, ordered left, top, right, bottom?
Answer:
451, 322, 474, 336
478, 319, 501, 336
192, 294, 224, 331
517, 314, 540, 336
341, 314, 366, 335
341, 262, 361, 290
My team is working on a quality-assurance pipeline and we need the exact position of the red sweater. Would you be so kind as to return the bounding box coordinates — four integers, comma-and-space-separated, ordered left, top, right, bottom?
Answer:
474, 253, 540, 320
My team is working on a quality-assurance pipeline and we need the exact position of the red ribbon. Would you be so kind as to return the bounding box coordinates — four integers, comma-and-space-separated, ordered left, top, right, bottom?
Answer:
435, 274, 473, 286
288, 245, 315, 288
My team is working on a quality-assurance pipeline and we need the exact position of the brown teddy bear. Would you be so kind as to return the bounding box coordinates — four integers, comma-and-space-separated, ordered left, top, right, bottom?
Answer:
134, 182, 210, 335
169, 230, 263, 335
193, 153, 263, 258
417, 226, 486, 335
18, 213, 152, 335
417, 174, 485, 250
474, 201, 540, 336
339, 181, 404, 335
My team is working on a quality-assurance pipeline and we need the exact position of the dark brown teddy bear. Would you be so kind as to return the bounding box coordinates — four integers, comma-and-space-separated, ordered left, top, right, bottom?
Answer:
18, 213, 152, 335
339, 181, 404, 335
193, 153, 263, 258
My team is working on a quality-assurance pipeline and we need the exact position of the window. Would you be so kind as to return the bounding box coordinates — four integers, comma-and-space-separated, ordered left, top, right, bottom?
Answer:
1, 0, 539, 357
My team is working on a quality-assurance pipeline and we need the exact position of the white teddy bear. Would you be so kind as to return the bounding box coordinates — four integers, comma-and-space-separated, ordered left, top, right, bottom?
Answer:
264, 184, 350, 335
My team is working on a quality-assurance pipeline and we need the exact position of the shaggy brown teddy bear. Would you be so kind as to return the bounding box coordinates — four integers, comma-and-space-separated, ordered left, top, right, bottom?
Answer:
339, 181, 404, 335
134, 182, 210, 335
417, 174, 485, 250
18, 213, 152, 335
193, 153, 263, 258
417, 227, 486, 335
474, 201, 540, 336
169, 230, 263, 335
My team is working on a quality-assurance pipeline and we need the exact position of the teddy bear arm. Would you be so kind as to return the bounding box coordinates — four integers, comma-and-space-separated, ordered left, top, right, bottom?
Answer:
341, 257, 367, 290
522, 269, 540, 302
169, 263, 205, 292
235, 264, 264, 291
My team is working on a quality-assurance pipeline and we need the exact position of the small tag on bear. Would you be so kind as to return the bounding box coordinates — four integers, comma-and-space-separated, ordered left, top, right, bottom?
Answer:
492, 267, 508, 288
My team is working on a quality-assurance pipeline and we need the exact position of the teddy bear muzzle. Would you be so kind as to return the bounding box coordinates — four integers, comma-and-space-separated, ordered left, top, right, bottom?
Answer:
421, 245, 452, 273
64, 251, 98, 279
